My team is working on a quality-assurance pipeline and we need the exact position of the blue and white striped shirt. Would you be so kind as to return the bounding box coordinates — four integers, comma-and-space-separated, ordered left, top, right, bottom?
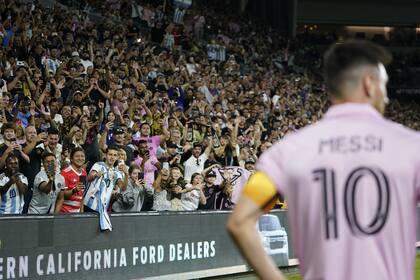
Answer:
84, 162, 122, 211
173, 8, 185, 24
0, 173, 28, 214
84, 162, 122, 230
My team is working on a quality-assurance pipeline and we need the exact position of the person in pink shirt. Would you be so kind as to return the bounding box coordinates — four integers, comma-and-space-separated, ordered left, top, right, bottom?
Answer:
133, 122, 169, 157
228, 40, 420, 280
133, 140, 160, 187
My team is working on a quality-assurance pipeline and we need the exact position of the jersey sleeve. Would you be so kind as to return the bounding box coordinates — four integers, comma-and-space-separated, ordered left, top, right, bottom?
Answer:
242, 171, 279, 212
61, 172, 71, 190
415, 158, 420, 202
255, 142, 287, 195
19, 174, 28, 186
115, 170, 123, 182
57, 175, 66, 191
90, 163, 103, 174
33, 172, 46, 190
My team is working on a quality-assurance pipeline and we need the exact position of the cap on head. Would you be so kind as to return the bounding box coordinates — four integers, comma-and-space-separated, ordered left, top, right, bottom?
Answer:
113, 127, 125, 134
206, 170, 217, 177
166, 142, 178, 149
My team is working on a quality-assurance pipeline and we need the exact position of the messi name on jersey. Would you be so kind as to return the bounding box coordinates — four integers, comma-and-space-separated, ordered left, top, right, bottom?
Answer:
318, 134, 383, 155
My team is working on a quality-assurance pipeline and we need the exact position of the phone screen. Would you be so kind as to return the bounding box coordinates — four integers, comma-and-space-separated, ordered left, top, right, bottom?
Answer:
79, 175, 87, 187
80, 175, 88, 196
47, 161, 54, 175
138, 172, 144, 180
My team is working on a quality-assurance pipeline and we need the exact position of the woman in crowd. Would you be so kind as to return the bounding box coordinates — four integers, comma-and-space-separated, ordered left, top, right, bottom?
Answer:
112, 165, 154, 212
167, 166, 186, 211
152, 168, 172, 211
181, 172, 207, 211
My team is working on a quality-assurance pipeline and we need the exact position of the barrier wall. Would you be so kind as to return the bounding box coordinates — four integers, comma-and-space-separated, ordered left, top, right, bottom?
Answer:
0, 210, 293, 280
3, 209, 419, 279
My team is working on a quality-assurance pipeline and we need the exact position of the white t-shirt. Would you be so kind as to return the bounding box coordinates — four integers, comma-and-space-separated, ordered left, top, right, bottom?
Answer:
81, 59, 93, 74
36, 143, 63, 169
28, 170, 65, 214
53, 114, 64, 125
183, 153, 208, 183
181, 184, 200, 210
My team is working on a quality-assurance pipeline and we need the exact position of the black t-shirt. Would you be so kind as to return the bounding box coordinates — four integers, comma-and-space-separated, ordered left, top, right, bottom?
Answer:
4, 109, 15, 122
127, 25, 139, 39
214, 145, 239, 167
20, 145, 43, 189
151, 26, 165, 44
89, 89, 106, 104
0, 143, 34, 175
198, 184, 219, 210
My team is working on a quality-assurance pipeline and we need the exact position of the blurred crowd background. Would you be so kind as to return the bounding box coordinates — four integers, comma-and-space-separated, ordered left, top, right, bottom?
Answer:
0, 0, 419, 215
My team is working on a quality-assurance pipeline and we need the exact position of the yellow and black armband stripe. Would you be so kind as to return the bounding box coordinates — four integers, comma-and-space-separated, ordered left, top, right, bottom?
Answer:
243, 171, 279, 213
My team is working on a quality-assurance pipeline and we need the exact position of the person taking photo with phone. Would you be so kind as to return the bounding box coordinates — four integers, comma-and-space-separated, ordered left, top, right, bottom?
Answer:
0, 122, 30, 171
28, 152, 65, 214
133, 140, 160, 187
112, 165, 153, 212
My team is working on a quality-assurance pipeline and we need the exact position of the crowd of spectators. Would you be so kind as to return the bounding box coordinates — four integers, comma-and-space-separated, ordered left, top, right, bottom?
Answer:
0, 0, 419, 216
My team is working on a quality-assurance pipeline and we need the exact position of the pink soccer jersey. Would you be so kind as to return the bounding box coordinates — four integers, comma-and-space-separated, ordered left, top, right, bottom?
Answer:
256, 103, 420, 280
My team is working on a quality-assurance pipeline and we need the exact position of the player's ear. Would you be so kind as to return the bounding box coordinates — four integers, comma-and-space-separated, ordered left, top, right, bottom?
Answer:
362, 71, 375, 100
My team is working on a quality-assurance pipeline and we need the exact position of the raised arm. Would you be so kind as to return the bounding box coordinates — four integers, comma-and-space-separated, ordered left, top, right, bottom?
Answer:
226, 172, 285, 280
99, 122, 113, 152
117, 167, 129, 192
204, 137, 213, 157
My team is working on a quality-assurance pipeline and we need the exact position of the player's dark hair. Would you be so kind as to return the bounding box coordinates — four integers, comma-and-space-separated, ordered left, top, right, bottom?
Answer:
323, 40, 392, 97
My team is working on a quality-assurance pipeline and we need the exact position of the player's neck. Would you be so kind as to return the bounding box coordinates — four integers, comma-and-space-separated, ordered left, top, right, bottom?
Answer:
330, 93, 370, 106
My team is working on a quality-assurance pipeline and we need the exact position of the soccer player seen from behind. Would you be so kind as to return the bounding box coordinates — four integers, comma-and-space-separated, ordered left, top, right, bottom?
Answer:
227, 40, 420, 280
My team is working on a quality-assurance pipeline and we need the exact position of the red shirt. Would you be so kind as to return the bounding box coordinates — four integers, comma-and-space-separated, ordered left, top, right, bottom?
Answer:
60, 165, 86, 213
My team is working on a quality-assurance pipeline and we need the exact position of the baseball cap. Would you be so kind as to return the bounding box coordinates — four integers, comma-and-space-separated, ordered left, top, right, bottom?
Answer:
206, 170, 217, 177
167, 142, 178, 149
113, 127, 125, 134
71, 51, 80, 57
19, 96, 31, 106
245, 159, 255, 165
16, 61, 27, 70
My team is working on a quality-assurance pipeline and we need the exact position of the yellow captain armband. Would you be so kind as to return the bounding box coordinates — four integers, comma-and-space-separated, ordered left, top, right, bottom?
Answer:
243, 171, 279, 213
